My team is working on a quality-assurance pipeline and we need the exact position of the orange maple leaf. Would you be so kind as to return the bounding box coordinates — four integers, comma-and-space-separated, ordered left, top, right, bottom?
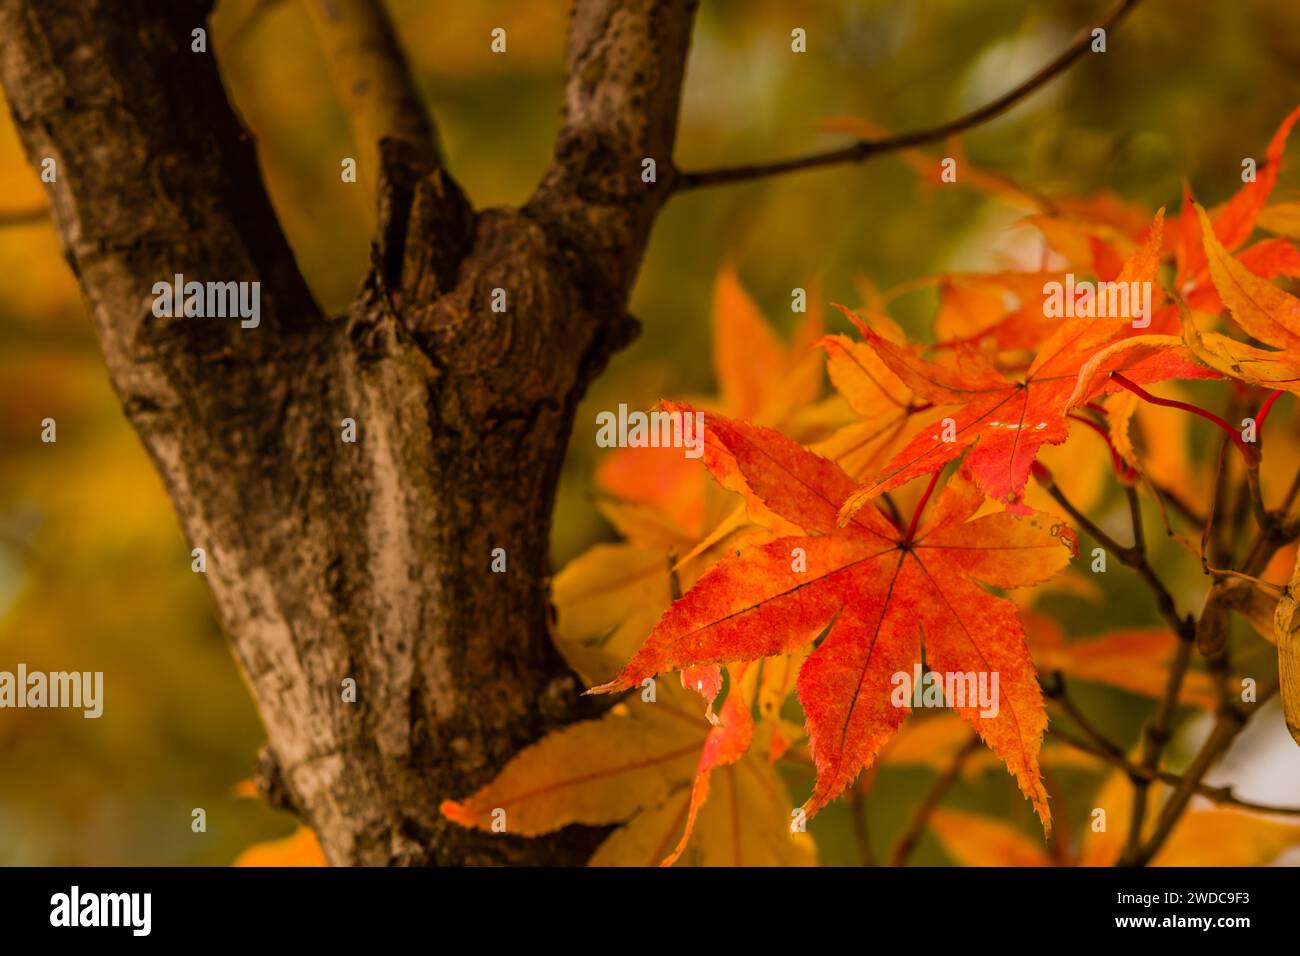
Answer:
1174, 105, 1300, 299
590, 410, 1076, 829
814, 323, 944, 483
231, 826, 326, 867
595, 265, 824, 540
1026, 612, 1218, 710
931, 802, 1300, 868
930, 771, 1300, 868
439, 675, 814, 866
1184, 203, 1300, 394
836, 210, 1214, 511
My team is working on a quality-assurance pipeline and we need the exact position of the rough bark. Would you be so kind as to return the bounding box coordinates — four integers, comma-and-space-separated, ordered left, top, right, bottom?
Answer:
0, 0, 697, 865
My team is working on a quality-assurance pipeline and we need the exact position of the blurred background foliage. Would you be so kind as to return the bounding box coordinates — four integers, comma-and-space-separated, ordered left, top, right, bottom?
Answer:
1, 0, 1299, 865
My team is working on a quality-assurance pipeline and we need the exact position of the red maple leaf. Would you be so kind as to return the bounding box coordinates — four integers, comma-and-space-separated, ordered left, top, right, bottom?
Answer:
591, 410, 1077, 827
836, 209, 1211, 513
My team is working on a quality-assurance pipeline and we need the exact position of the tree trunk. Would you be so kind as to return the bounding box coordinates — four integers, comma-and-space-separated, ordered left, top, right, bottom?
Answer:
0, 0, 696, 864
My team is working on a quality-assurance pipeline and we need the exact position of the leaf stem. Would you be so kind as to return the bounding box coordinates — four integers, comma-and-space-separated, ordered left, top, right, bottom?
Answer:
880, 493, 905, 531
903, 469, 944, 542
1110, 372, 1257, 465
1068, 412, 1135, 481
1255, 388, 1284, 433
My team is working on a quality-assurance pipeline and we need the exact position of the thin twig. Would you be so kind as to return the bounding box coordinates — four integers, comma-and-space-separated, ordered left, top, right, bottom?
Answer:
1130, 708, 1247, 864
1246, 465, 1270, 530
1048, 725, 1300, 818
1033, 467, 1191, 640
1042, 671, 1124, 759
1283, 469, 1300, 515
1109, 485, 1195, 864
1125, 484, 1146, 556
1204, 565, 1285, 595
1148, 480, 1207, 530
674, 0, 1142, 192
1154, 400, 1294, 865
1034, 464, 1128, 555
1126, 434, 1288, 864
1204, 434, 1232, 567
890, 732, 981, 866
849, 783, 878, 867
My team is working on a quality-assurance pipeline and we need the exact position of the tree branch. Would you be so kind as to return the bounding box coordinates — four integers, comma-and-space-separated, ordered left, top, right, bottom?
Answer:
674, 0, 1142, 192
1118, 430, 1289, 865
0, 0, 683, 868
1119, 429, 1300, 863
1032, 471, 1207, 864
1048, 673, 1300, 822
529, 0, 699, 299
299, 0, 442, 179
1048, 724, 1300, 819
0, 0, 322, 351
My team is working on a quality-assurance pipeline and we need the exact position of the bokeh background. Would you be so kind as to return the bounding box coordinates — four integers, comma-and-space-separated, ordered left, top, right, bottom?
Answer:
2, 0, 1299, 864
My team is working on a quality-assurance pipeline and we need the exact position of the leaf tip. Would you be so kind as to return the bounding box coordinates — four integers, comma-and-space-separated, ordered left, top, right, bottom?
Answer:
440, 799, 476, 827
837, 486, 870, 526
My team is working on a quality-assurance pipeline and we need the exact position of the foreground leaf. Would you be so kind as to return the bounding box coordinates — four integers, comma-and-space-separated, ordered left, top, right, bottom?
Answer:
591, 410, 1076, 828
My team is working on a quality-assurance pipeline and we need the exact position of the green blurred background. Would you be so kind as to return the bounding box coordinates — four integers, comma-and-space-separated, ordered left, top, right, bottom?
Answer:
2, 0, 1299, 864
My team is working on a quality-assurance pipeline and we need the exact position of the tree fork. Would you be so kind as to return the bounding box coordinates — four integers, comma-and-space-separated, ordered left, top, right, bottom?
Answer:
0, 0, 697, 864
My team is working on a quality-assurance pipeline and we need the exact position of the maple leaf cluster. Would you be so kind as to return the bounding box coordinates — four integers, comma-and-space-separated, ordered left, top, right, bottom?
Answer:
429, 106, 1300, 867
